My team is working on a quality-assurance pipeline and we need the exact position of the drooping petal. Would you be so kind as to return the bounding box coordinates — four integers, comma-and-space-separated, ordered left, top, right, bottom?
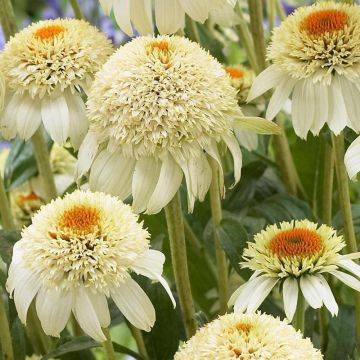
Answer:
315, 275, 338, 316
232, 116, 281, 135
178, 0, 210, 23
266, 77, 297, 120
87, 290, 111, 328
291, 80, 309, 139
246, 277, 278, 313
64, 90, 88, 149
41, 95, 70, 145
222, 134, 242, 186
146, 153, 183, 214
73, 287, 106, 341
345, 136, 360, 180
155, 0, 184, 34
299, 275, 323, 309
76, 132, 99, 178
282, 277, 298, 322
234, 129, 258, 151
311, 81, 328, 136
132, 157, 161, 213
35, 287, 73, 337
130, 0, 153, 35
113, 0, 133, 36
330, 270, 360, 292
0, 93, 22, 139
247, 65, 285, 102
338, 258, 360, 278
99, 0, 113, 15
15, 94, 42, 140
111, 277, 155, 332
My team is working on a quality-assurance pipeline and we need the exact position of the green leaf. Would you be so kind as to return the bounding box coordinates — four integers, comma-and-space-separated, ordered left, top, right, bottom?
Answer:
218, 217, 249, 275
0, 230, 21, 266
10, 318, 26, 360
4, 136, 52, 190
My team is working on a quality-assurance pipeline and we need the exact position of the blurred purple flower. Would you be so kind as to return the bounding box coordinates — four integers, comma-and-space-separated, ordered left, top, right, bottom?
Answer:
0, 28, 5, 50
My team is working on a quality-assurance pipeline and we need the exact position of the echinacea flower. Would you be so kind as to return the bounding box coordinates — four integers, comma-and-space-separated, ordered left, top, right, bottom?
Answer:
99, 0, 238, 36
6, 190, 175, 341
229, 219, 360, 321
174, 312, 323, 360
0, 19, 113, 148
247, 1, 360, 139
78, 36, 277, 214
225, 65, 260, 151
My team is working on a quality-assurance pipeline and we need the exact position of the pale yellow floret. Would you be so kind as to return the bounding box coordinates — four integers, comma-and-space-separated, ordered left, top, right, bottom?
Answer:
0, 19, 113, 98
20, 190, 150, 292
268, 1, 360, 83
86, 35, 241, 158
174, 312, 323, 360
242, 219, 345, 278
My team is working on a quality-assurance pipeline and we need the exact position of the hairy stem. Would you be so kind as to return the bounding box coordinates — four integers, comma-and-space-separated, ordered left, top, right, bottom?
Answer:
209, 158, 228, 314
164, 192, 197, 338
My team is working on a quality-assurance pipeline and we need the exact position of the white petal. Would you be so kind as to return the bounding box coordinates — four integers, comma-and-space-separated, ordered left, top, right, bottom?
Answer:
132, 157, 161, 213
64, 90, 88, 150
89, 150, 135, 199
283, 277, 298, 322
76, 132, 99, 178
311, 81, 328, 136
234, 129, 258, 151
36, 287, 73, 337
246, 277, 278, 313
330, 270, 360, 292
73, 287, 106, 341
222, 134, 242, 186
299, 275, 323, 309
0, 93, 21, 139
204, 140, 224, 196
210, 2, 239, 27
146, 153, 183, 214
15, 94, 42, 140
327, 76, 348, 135
13, 269, 41, 324
155, 0, 184, 34
266, 77, 297, 120
41, 95, 70, 145
130, 0, 153, 35
99, 0, 112, 14
315, 275, 338, 316
131, 250, 176, 308
291, 80, 309, 139
179, 0, 210, 22
247, 65, 285, 102
113, 0, 133, 36
111, 277, 155, 332
338, 258, 360, 278
345, 136, 360, 180
87, 291, 110, 328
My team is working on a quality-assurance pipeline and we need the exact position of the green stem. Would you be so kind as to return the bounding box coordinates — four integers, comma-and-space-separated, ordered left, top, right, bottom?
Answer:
130, 325, 149, 360
331, 132, 360, 344
164, 192, 197, 338
275, 0, 286, 21
319, 307, 328, 354
31, 128, 57, 201
0, 175, 15, 229
102, 327, 116, 360
267, 0, 276, 32
0, 290, 14, 360
209, 158, 228, 315
69, 0, 84, 19
293, 292, 305, 333
322, 142, 335, 226
187, 18, 201, 44
235, 3, 259, 74
247, 0, 267, 72
0, 0, 17, 40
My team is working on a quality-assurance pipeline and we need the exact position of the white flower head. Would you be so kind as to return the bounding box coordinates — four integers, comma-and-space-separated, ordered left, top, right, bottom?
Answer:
174, 312, 323, 360
248, 1, 360, 139
229, 219, 360, 322
99, 0, 238, 36
6, 190, 175, 341
79, 35, 245, 214
0, 19, 113, 148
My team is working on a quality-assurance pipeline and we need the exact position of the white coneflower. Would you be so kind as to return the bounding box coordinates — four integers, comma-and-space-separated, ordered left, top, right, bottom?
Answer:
99, 0, 237, 36
6, 190, 175, 341
174, 312, 323, 360
229, 219, 360, 321
225, 65, 260, 151
247, 1, 360, 139
0, 19, 113, 148
78, 35, 276, 214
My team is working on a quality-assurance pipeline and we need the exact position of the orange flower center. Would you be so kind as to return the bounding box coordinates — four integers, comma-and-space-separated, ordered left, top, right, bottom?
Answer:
302, 9, 348, 36
235, 322, 252, 333
150, 40, 170, 51
269, 228, 323, 257
18, 192, 42, 203
225, 66, 244, 79
58, 205, 100, 234
34, 25, 66, 40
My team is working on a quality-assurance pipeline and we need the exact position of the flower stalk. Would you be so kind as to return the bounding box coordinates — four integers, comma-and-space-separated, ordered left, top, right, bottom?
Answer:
102, 327, 116, 360
164, 192, 197, 338
0, 175, 15, 229
331, 132, 360, 344
0, 290, 14, 360
293, 292, 305, 333
69, 0, 84, 20
130, 325, 149, 360
209, 158, 228, 314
